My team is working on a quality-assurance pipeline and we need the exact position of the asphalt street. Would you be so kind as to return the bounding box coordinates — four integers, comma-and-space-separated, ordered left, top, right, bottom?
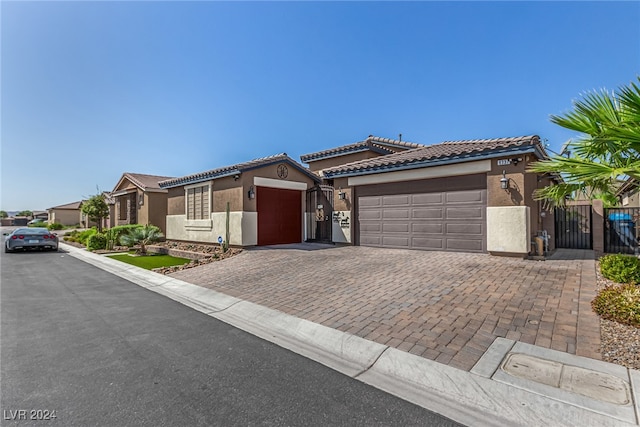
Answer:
0, 248, 462, 426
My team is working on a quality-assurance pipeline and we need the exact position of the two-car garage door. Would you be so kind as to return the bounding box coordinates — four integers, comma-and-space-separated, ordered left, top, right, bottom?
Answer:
357, 177, 487, 253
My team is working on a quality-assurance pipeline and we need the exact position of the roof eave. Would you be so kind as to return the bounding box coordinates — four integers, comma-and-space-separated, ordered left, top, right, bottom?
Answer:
324, 146, 538, 179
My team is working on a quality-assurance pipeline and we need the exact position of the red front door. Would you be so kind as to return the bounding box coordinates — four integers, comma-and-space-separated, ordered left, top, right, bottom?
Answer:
257, 187, 302, 245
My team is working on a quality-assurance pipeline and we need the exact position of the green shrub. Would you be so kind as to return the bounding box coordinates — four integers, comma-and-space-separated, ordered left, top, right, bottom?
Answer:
47, 223, 64, 230
87, 233, 107, 251
592, 284, 640, 327
600, 254, 640, 285
104, 224, 143, 250
77, 228, 98, 245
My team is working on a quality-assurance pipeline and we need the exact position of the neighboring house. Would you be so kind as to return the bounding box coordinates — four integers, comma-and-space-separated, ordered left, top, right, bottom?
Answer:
32, 211, 49, 221
617, 178, 639, 207
111, 173, 175, 235
48, 201, 83, 226
317, 135, 555, 257
159, 154, 320, 246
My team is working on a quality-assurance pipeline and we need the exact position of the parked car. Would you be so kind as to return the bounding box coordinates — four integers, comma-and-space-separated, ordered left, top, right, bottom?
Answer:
27, 218, 45, 225
4, 228, 58, 253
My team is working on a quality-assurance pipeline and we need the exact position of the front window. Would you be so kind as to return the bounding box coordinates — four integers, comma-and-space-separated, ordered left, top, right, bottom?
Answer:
186, 184, 210, 220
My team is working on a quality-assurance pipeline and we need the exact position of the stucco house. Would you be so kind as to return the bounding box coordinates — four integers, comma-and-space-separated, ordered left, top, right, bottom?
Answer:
159, 154, 320, 246
111, 173, 175, 234
48, 201, 83, 226
315, 135, 555, 256
617, 178, 639, 207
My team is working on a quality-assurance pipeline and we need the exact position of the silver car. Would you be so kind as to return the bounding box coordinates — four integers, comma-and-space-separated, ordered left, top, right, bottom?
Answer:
4, 227, 59, 253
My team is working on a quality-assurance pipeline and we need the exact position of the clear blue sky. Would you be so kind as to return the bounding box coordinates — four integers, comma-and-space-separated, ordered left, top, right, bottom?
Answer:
2, 1, 639, 211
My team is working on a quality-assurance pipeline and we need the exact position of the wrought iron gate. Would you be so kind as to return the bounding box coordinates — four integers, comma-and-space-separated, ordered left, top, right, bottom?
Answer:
306, 185, 333, 242
554, 205, 592, 249
604, 207, 640, 254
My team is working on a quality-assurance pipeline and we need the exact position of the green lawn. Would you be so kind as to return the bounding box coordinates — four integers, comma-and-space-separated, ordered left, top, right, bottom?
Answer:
107, 252, 191, 270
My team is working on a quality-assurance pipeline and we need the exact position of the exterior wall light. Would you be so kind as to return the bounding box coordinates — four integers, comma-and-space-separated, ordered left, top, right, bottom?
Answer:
500, 170, 509, 190
247, 185, 255, 200
338, 187, 346, 200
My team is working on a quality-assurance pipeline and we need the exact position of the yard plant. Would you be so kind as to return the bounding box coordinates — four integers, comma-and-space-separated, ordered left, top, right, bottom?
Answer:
600, 254, 640, 285
592, 284, 640, 327
119, 224, 163, 255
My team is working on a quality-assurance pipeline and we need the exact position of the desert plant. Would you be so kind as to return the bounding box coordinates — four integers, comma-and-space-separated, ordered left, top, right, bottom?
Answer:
600, 254, 640, 285
104, 224, 142, 250
87, 233, 107, 251
224, 201, 230, 252
592, 284, 640, 327
47, 223, 64, 230
119, 224, 163, 255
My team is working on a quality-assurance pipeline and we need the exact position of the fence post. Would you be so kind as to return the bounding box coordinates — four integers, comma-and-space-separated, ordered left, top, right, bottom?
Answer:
592, 199, 604, 253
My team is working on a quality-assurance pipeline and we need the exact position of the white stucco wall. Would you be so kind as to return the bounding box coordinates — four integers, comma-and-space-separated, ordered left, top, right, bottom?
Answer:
166, 212, 258, 246
486, 206, 530, 254
331, 210, 352, 243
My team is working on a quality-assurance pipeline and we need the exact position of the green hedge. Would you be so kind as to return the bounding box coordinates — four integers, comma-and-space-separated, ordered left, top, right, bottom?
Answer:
87, 233, 107, 251
600, 254, 640, 285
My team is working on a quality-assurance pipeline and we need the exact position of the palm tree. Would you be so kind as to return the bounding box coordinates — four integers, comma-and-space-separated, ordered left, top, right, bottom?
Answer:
529, 77, 640, 205
119, 224, 163, 255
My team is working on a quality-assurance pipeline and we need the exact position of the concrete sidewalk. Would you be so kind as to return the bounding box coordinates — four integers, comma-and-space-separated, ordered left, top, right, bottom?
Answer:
62, 243, 640, 427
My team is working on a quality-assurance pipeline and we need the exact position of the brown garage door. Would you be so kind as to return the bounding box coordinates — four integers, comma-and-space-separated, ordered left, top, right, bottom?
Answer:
257, 186, 302, 246
358, 186, 486, 253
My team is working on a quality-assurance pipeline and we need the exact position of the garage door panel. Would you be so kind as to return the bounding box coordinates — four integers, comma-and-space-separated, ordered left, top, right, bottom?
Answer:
446, 223, 483, 235
383, 195, 410, 206
360, 235, 382, 246
412, 193, 443, 205
412, 223, 443, 234
446, 207, 484, 219
412, 237, 444, 249
412, 208, 443, 219
382, 236, 409, 247
383, 223, 410, 233
446, 238, 484, 251
359, 210, 382, 220
383, 209, 410, 219
358, 187, 486, 253
446, 190, 484, 203
359, 196, 382, 208
360, 222, 381, 232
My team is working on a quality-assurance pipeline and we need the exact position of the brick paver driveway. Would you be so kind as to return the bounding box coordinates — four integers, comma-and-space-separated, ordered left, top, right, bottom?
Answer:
170, 245, 601, 371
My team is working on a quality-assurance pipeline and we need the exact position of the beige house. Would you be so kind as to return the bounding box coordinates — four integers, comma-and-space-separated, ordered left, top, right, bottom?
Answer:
160, 154, 320, 246
617, 178, 639, 207
48, 201, 83, 226
111, 173, 174, 234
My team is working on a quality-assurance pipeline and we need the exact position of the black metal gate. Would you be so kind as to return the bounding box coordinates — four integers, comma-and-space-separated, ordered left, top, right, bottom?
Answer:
604, 207, 640, 254
554, 205, 592, 249
306, 185, 333, 242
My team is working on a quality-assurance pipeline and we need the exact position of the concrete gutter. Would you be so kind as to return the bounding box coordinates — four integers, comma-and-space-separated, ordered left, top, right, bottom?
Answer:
62, 243, 639, 427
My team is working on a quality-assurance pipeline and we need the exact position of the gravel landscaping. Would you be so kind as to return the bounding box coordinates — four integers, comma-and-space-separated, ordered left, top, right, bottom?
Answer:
595, 260, 640, 370
149, 241, 242, 274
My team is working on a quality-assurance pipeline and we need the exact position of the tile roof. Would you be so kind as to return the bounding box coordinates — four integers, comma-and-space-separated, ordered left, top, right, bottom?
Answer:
121, 173, 175, 191
300, 135, 424, 163
160, 153, 320, 188
48, 201, 82, 210
323, 135, 546, 178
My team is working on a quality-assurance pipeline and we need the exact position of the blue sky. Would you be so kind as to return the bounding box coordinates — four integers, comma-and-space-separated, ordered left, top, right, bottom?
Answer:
2, 1, 639, 211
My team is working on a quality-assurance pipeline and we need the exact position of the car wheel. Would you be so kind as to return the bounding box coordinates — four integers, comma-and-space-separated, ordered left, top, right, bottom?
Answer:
4, 245, 10, 253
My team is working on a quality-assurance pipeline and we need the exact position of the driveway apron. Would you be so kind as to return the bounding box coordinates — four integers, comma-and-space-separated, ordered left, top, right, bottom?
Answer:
170, 246, 601, 371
